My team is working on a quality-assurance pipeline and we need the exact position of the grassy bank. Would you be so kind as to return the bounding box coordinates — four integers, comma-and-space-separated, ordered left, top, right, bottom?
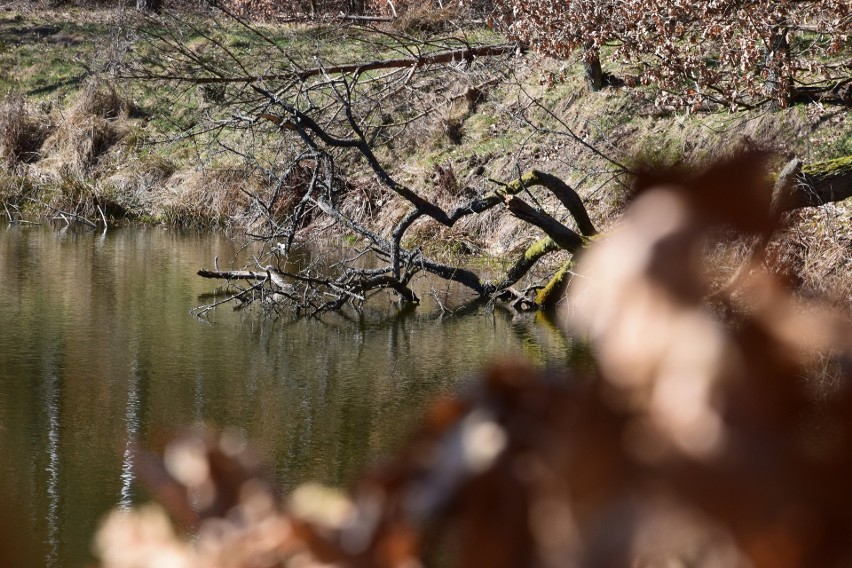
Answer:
1, 6, 850, 305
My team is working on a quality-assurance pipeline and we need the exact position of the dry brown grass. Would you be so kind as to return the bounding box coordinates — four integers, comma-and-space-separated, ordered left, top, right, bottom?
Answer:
337, 176, 383, 227
105, 155, 176, 197
38, 79, 135, 176
43, 172, 103, 217
0, 75, 273, 227
766, 203, 852, 307
156, 167, 260, 228
72, 78, 138, 120
100, 155, 176, 218
0, 95, 53, 166
388, 3, 464, 34
702, 201, 852, 315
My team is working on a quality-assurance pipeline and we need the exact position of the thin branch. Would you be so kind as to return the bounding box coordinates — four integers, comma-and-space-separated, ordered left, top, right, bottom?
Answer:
124, 44, 518, 85
24, 197, 98, 228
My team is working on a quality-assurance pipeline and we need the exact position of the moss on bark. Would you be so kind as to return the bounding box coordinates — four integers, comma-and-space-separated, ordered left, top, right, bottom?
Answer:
536, 259, 573, 311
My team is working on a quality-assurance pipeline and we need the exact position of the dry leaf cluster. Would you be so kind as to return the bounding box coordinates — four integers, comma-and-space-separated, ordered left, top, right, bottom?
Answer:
491, 0, 851, 108
97, 154, 852, 567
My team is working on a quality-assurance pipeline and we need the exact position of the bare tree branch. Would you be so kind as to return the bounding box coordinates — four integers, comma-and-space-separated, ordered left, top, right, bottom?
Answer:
123, 43, 519, 84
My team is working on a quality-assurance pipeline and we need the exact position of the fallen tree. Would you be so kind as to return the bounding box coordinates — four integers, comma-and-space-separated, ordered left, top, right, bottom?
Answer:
124, 10, 606, 315
195, 154, 852, 315
121, 9, 852, 316
193, 165, 601, 315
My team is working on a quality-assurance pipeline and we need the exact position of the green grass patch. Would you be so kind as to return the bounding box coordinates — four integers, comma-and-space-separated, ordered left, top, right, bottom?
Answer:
0, 17, 108, 100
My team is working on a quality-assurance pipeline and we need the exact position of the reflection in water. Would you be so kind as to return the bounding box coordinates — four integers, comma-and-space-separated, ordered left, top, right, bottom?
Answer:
194, 371, 205, 422
45, 371, 60, 568
0, 224, 575, 567
119, 360, 141, 511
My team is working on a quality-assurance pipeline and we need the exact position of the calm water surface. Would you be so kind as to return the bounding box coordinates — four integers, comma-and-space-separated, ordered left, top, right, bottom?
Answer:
0, 224, 572, 567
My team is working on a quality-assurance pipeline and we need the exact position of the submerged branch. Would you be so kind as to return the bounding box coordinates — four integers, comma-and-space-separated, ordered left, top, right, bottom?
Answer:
197, 269, 267, 280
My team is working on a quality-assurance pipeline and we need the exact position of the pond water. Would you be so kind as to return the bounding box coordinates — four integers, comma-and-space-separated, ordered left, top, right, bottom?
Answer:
0, 223, 573, 567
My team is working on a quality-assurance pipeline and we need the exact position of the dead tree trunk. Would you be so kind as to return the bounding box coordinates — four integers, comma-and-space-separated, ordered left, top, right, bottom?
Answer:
136, 0, 162, 12
764, 23, 791, 108
583, 43, 605, 92
197, 153, 852, 315
349, 0, 365, 15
